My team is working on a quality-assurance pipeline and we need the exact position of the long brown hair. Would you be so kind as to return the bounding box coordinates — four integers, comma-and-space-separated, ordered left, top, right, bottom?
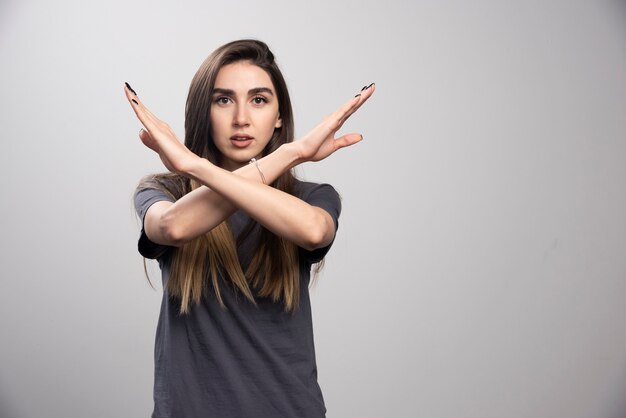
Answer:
139, 40, 301, 314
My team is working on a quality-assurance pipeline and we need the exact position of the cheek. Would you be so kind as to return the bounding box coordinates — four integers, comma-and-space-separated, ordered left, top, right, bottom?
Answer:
209, 110, 227, 135
260, 109, 280, 129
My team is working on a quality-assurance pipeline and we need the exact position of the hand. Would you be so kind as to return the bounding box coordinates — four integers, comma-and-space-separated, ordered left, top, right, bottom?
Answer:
294, 83, 375, 163
124, 83, 199, 174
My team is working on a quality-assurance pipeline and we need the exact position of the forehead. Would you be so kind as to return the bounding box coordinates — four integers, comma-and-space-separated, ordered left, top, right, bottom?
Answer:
213, 61, 275, 91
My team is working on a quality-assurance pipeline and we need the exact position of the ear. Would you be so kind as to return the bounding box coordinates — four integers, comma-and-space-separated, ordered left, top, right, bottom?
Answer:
275, 115, 282, 129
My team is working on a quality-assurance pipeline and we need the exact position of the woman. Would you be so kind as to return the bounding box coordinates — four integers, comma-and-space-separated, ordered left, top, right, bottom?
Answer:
127, 39, 374, 418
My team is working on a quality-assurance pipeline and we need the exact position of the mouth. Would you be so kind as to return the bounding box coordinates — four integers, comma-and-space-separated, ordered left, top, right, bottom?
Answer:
230, 134, 254, 148
230, 134, 254, 141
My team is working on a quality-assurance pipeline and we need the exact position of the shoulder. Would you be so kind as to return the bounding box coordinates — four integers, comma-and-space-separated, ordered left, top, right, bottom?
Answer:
133, 177, 179, 260
133, 173, 185, 214
293, 179, 342, 224
294, 180, 343, 263
293, 179, 341, 202
133, 186, 175, 218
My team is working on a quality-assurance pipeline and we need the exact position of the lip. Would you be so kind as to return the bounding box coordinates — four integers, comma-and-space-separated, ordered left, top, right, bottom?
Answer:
230, 133, 254, 140
230, 134, 254, 148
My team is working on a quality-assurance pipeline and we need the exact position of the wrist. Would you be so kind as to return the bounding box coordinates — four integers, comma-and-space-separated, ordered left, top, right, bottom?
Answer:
279, 143, 305, 168
185, 155, 212, 181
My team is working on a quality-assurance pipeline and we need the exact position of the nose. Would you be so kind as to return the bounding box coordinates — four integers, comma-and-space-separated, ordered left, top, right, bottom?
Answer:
232, 104, 249, 127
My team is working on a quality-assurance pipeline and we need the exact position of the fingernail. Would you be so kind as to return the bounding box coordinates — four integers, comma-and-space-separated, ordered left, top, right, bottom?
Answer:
360, 85, 368, 91
354, 93, 361, 98
125, 82, 138, 96
366, 82, 375, 89
131, 98, 138, 104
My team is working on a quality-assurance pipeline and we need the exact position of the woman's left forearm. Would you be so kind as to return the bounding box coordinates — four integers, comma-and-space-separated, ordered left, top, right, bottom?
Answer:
185, 152, 335, 251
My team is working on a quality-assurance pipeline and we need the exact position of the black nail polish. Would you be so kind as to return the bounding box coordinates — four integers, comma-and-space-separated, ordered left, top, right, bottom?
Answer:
131, 98, 138, 104
354, 93, 361, 98
125, 82, 138, 96
366, 82, 375, 89
361, 85, 368, 91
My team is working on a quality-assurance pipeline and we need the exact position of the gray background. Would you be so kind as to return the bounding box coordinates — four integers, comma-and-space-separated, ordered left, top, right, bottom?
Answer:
1, 0, 625, 417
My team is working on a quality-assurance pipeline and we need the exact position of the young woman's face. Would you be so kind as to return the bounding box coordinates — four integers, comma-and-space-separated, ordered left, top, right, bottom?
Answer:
210, 61, 282, 171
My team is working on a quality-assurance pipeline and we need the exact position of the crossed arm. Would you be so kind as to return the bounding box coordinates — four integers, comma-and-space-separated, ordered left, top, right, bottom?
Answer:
125, 83, 375, 251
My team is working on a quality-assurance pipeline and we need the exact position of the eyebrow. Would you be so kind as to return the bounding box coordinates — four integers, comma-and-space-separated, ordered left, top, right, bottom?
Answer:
212, 87, 275, 96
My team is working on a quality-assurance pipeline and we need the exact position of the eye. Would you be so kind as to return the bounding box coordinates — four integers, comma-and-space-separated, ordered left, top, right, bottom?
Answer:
252, 96, 268, 105
214, 96, 231, 105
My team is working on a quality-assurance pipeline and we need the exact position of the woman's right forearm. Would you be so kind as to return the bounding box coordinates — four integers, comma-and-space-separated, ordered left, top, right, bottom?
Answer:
155, 143, 303, 245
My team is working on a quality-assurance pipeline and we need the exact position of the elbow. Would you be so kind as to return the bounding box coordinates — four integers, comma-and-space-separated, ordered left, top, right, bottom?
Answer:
300, 213, 333, 251
158, 212, 188, 247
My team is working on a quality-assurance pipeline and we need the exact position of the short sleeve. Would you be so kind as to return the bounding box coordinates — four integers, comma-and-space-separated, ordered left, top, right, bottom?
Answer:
133, 187, 175, 259
297, 182, 342, 264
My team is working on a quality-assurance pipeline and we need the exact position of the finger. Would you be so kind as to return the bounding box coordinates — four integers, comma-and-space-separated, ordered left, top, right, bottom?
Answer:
353, 82, 376, 111
346, 83, 375, 114
339, 83, 375, 125
328, 94, 362, 129
124, 84, 163, 132
124, 84, 152, 126
330, 83, 375, 130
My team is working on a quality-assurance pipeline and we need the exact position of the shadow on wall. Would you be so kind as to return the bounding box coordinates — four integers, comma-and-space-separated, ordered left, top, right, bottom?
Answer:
612, 0, 626, 22
606, 364, 626, 418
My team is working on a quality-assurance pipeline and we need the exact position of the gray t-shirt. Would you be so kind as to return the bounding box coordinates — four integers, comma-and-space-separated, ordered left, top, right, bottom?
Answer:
134, 180, 341, 418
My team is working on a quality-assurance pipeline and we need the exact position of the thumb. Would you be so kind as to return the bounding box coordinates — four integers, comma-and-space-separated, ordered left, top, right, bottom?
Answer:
334, 133, 364, 150
139, 128, 158, 152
